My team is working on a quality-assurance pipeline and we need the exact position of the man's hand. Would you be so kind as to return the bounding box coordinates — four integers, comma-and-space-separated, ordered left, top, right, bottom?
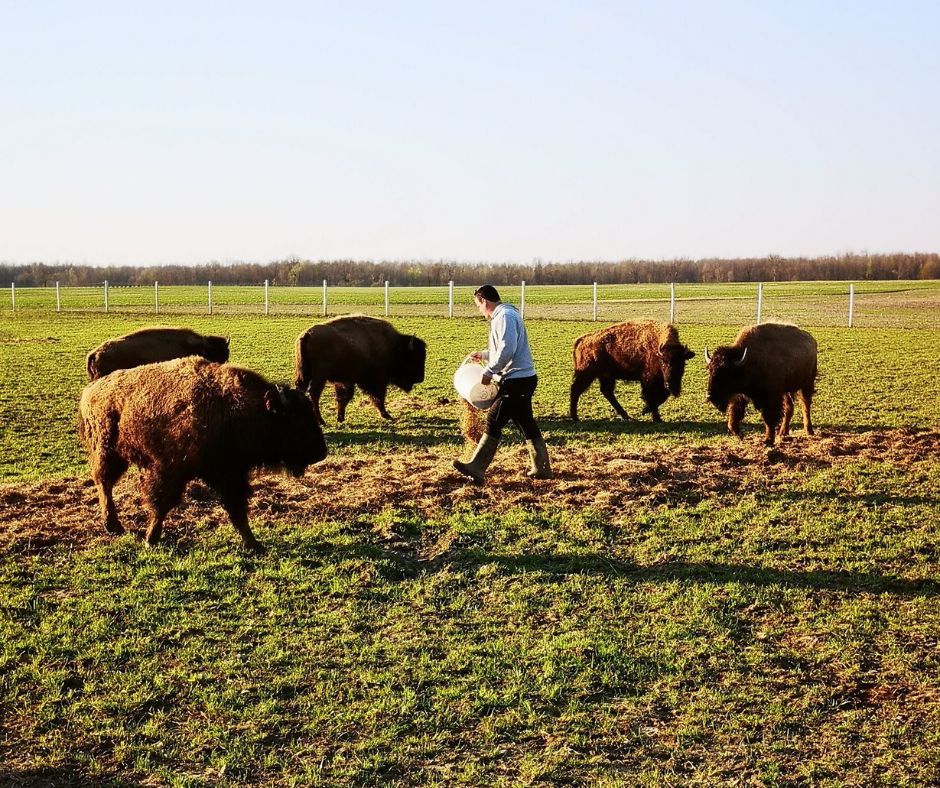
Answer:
481, 373, 492, 385
470, 351, 484, 363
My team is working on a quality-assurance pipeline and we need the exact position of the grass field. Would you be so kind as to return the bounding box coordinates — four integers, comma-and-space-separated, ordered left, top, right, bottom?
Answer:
1, 308, 939, 785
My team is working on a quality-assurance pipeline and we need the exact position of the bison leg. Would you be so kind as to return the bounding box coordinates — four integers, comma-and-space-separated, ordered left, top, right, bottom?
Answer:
726, 395, 747, 439
334, 382, 355, 423
760, 401, 784, 447
569, 370, 596, 421
305, 377, 328, 426
798, 388, 815, 436
143, 472, 186, 546
640, 380, 668, 423
779, 393, 795, 439
363, 383, 393, 420
215, 475, 263, 553
93, 456, 128, 535
598, 376, 630, 421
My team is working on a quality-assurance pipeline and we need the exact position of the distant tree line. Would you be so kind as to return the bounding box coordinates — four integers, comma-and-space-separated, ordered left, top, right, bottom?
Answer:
2, 253, 938, 288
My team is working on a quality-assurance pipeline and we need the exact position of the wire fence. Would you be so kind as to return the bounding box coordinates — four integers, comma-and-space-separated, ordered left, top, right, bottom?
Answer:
4, 280, 939, 329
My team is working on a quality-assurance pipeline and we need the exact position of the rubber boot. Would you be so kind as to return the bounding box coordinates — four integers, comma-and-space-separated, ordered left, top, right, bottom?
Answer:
453, 434, 499, 484
525, 437, 553, 479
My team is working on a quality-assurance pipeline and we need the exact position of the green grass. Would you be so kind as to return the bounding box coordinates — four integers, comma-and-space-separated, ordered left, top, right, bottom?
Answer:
1, 309, 939, 784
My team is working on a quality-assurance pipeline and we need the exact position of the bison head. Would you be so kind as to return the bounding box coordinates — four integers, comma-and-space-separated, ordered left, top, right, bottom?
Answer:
659, 341, 695, 397
204, 335, 231, 364
391, 335, 427, 391
704, 345, 748, 412
264, 385, 327, 476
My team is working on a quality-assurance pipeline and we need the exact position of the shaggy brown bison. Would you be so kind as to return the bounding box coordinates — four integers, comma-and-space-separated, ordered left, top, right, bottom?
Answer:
86, 327, 230, 380
704, 322, 817, 446
569, 321, 695, 422
294, 315, 426, 425
78, 357, 327, 552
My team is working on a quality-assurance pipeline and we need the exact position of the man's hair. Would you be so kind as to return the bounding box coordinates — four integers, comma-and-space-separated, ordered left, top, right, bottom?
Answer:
473, 284, 501, 303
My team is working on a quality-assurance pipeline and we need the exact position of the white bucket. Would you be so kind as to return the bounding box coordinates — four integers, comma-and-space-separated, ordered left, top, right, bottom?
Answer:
453, 355, 499, 409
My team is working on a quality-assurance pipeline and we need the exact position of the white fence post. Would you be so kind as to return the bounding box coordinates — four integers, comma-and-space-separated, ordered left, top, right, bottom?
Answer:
56, 281, 61, 312
448, 280, 454, 318
756, 282, 763, 323
592, 282, 598, 321
10, 283, 15, 312
264, 280, 270, 315
669, 282, 676, 324
385, 281, 390, 317
154, 281, 159, 314
520, 280, 526, 319
208, 281, 213, 315
104, 280, 109, 313
848, 283, 855, 328
322, 280, 327, 317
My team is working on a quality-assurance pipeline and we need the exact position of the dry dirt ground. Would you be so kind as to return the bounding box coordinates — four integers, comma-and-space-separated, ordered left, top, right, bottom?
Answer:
1, 428, 937, 558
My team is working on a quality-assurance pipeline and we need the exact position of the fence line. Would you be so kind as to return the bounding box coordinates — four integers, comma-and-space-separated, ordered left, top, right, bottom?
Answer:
5, 280, 937, 328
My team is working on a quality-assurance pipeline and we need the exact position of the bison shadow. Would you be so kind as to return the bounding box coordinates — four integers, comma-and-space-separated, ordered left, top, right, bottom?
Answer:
542, 417, 728, 440
0, 766, 128, 787
772, 489, 939, 507
303, 542, 940, 598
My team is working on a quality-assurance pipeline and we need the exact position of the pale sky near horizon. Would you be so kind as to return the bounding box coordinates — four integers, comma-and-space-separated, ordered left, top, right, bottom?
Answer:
2, 1, 938, 265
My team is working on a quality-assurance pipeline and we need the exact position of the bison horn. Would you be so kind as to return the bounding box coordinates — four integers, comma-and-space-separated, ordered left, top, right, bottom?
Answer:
704, 347, 711, 364
736, 347, 748, 366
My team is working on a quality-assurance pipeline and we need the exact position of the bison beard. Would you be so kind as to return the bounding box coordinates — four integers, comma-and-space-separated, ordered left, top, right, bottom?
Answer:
78, 357, 327, 552
294, 315, 426, 425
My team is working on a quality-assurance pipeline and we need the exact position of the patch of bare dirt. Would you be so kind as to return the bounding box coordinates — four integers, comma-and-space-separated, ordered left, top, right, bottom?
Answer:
1, 428, 936, 556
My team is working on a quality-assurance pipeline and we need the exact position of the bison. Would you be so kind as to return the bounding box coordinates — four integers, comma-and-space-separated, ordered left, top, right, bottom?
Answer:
78, 356, 327, 552
569, 321, 695, 422
704, 322, 817, 446
86, 326, 230, 380
294, 315, 426, 425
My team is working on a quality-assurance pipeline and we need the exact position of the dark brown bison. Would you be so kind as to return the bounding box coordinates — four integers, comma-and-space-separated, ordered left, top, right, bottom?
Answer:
569, 321, 695, 422
86, 327, 230, 380
78, 357, 327, 552
294, 315, 426, 425
704, 322, 817, 446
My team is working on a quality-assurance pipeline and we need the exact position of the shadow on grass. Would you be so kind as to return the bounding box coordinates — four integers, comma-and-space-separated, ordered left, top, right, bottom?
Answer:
773, 490, 939, 507
541, 417, 728, 440
311, 542, 940, 598
320, 414, 461, 449
0, 766, 131, 787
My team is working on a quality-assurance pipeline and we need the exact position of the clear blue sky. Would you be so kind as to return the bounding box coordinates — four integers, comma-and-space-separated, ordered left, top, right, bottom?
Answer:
2, 1, 938, 264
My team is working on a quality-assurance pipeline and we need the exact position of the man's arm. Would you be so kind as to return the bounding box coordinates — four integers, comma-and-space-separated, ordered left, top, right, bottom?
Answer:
483, 311, 518, 379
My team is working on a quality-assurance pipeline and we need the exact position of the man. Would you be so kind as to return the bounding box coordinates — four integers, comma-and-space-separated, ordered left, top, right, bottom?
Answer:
454, 284, 552, 483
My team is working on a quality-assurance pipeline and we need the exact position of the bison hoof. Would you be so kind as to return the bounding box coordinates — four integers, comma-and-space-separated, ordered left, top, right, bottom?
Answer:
244, 540, 266, 555
104, 521, 124, 535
